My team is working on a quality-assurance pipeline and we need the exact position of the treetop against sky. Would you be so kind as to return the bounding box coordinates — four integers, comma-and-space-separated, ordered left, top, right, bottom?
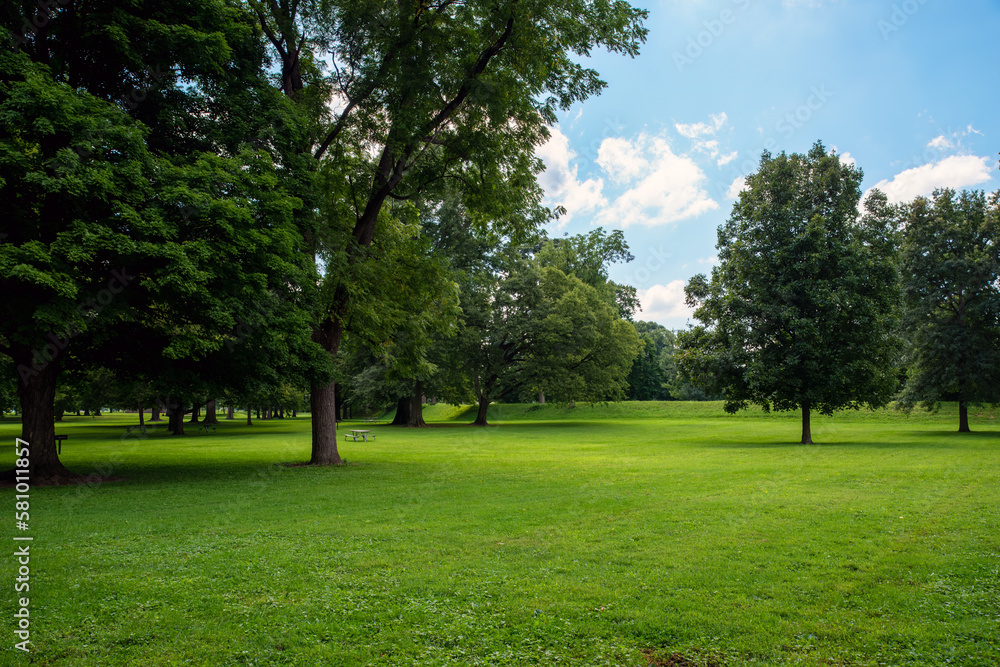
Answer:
534, 0, 1000, 329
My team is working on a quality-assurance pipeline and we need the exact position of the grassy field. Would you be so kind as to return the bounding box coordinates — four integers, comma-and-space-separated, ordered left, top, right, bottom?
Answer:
1, 402, 998, 666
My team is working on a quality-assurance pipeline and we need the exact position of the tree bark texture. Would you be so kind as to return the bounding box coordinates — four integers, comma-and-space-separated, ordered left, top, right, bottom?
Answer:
408, 381, 427, 427
959, 401, 971, 433
166, 399, 186, 435
11, 348, 75, 480
203, 399, 219, 424
391, 395, 411, 426
473, 397, 490, 427
309, 379, 342, 465
800, 401, 813, 445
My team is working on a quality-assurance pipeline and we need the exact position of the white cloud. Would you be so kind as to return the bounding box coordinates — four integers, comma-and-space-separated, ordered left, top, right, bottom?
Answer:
536, 126, 607, 226
596, 136, 649, 185
636, 281, 694, 321
839, 152, 856, 167
927, 135, 953, 150
675, 112, 728, 139
675, 113, 733, 164
593, 132, 718, 228
967, 123, 984, 136
869, 155, 993, 204
717, 151, 738, 167
725, 175, 747, 200
698, 256, 719, 266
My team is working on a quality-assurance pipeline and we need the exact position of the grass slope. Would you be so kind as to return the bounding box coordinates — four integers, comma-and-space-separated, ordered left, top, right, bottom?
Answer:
1, 404, 998, 666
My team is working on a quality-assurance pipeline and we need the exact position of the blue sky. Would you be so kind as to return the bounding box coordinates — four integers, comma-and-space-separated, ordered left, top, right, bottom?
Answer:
536, 0, 1000, 329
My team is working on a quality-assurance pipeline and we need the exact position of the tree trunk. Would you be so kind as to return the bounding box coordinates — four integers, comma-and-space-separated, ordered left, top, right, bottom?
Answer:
473, 396, 490, 426
189, 402, 201, 424
226, 405, 234, 420
150, 403, 162, 421
246, 408, 252, 426
203, 399, 219, 424
406, 381, 427, 427
310, 378, 343, 465
166, 399, 186, 436
539, 390, 545, 404
958, 400, 971, 433
800, 401, 813, 444
55, 408, 64, 422
138, 402, 145, 428
83, 408, 90, 416
391, 395, 411, 426
292, 409, 297, 418
9, 349, 75, 481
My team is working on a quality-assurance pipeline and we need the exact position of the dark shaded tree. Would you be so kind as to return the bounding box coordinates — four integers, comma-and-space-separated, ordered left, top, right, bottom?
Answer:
897, 189, 1000, 432
626, 322, 675, 401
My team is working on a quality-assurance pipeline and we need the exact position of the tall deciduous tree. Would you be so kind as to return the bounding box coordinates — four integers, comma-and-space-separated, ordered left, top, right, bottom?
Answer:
677, 143, 902, 444
252, 0, 648, 463
1, 6, 317, 480
897, 189, 1000, 432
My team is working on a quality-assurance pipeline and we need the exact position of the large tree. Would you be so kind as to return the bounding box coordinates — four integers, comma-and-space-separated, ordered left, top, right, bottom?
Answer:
897, 189, 1000, 432
677, 143, 902, 444
1, 6, 317, 480
251, 0, 649, 462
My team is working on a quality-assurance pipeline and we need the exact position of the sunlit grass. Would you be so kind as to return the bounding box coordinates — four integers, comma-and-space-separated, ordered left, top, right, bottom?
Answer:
1, 403, 998, 666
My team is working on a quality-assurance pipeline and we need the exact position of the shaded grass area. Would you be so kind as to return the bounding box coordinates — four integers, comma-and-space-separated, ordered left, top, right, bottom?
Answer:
1, 405, 998, 666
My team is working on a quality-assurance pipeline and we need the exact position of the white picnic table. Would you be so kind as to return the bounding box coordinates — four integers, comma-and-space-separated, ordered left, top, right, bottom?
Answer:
344, 429, 375, 442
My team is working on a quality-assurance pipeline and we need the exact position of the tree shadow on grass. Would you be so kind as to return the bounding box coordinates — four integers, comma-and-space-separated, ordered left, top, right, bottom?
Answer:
899, 429, 1000, 440
706, 438, 964, 449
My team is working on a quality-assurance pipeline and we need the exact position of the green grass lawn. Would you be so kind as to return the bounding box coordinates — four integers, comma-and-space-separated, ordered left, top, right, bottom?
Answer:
1, 403, 998, 666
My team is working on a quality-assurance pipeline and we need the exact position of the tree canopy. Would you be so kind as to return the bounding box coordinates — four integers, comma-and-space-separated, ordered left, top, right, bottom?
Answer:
251, 0, 649, 462
897, 188, 1000, 431
677, 142, 902, 444
1, 10, 321, 479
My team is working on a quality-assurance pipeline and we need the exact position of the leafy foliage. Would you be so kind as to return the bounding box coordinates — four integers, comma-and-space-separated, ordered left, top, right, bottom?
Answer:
677, 143, 902, 441
897, 189, 1000, 430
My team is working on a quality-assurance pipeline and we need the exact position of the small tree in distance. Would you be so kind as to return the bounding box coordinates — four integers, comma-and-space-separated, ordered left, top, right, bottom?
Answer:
677, 142, 902, 444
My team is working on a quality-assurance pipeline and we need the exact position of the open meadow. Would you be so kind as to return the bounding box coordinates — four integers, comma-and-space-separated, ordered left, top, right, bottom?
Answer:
1, 403, 998, 666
